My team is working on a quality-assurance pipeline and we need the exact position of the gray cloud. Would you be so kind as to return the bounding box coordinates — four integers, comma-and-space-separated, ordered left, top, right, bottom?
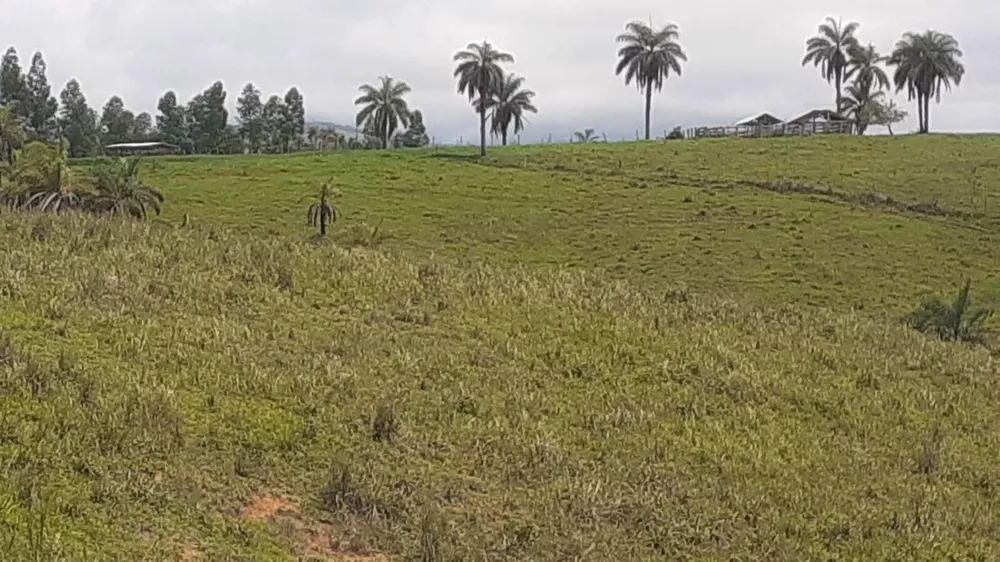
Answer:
3, 0, 997, 142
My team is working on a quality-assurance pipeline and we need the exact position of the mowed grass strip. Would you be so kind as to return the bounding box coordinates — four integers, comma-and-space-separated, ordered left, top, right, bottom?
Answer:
0, 214, 999, 560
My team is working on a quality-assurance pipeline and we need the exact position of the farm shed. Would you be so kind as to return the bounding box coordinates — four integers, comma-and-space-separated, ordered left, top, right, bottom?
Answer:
104, 142, 182, 156
787, 109, 851, 125
786, 109, 854, 135
733, 112, 784, 127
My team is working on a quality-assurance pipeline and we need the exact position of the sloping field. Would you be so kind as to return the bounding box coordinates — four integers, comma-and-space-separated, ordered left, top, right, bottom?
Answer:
134, 135, 1000, 314
4, 136, 998, 559
1, 214, 998, 560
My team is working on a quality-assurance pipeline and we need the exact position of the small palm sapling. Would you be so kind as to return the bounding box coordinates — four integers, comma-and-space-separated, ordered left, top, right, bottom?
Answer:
308, 183, 339, 236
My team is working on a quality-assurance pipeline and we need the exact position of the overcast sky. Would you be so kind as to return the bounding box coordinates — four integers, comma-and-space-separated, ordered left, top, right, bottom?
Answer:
3, 0, 997, 143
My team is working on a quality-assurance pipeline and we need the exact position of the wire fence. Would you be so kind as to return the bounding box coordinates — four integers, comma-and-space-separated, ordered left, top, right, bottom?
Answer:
440, 121, 855, 147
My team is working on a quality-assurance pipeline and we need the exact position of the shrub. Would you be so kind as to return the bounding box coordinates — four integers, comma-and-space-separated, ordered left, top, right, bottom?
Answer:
2, 141, 164, 219
905, 279, 993, 344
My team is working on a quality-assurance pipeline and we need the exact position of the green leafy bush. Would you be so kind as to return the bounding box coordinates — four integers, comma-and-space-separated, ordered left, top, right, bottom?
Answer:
905, 278, 993, 343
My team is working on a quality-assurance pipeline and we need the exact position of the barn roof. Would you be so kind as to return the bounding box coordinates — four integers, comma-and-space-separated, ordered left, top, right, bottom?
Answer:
787, 109, 851, 124
734, 112, 784, 126
105, 142, 181, 149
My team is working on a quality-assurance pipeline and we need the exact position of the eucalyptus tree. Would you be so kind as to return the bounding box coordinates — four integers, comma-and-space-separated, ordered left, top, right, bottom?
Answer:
0, 104, 25, 166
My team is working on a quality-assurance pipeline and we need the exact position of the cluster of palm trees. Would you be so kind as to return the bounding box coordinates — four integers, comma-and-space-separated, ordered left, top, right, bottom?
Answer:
0, 107, 163, 218
344, 16, 962, 156
452, 41, 538, 156
802, 17, 965, 134
352, 41, 541, 158
607, 16, 962, 142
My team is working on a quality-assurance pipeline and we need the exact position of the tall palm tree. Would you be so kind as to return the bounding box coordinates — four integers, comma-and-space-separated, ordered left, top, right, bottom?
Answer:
453, 40, 514, 156
801, 17, 860, 112
486, 72, 537, 146
615, 20, 687, 141
846, 43, 890, 93
841, 44, 891, 135
888, 30, 965, 134
89, 157, 164, 219
354, 76, 412, 149
573, 129, 599, 143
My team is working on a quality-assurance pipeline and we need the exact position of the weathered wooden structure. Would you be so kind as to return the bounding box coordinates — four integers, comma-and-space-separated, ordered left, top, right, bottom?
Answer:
104, 142, 182, 156
684, 109, 854, 139
734, 112, 784, 127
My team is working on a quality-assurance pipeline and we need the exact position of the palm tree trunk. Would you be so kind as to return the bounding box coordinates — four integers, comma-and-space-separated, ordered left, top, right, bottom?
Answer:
921, 95, 927, 133
834, 68, 842, 112
502, 129, 508, 146
916, 93, 925, 133
479, 86, 487, 157
644, 83, 652, 141
923, 95, 931, 134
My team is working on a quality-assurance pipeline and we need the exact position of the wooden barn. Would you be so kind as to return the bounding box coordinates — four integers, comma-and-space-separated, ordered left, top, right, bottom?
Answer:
733, 112, 784, 127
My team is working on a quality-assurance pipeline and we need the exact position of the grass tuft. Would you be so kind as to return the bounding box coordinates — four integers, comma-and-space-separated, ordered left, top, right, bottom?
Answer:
372, 403, 400, 443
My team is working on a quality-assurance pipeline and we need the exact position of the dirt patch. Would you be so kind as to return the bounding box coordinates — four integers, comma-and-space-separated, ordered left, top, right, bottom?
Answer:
241, 495, 387, 561
180, 544, 200, 561
243, 495, 299, 521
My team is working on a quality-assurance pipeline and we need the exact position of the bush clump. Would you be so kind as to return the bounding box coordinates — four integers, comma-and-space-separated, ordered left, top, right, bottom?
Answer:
905, 278, 993, 344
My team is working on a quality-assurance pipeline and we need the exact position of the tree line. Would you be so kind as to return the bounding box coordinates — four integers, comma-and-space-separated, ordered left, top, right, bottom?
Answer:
0, 14, 969, 161
801, 18, 963, 135
0, 47, 432, 158
390, 15, 964, 157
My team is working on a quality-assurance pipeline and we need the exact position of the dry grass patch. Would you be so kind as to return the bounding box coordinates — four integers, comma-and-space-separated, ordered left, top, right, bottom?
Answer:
0, 213, 998, 560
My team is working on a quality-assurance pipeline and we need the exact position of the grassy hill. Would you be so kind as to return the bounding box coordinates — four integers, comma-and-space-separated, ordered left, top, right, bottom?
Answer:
140, 134, 1000, 314
3, 136, 999, 560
